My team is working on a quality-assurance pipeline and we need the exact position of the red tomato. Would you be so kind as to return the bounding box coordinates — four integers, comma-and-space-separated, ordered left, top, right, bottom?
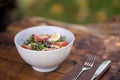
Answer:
21, 44, 28, 49
21, 44, 31, 49
57, 42, 68, 47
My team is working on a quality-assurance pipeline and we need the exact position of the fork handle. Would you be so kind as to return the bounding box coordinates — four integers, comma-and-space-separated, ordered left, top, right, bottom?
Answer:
73, 69, 86, 80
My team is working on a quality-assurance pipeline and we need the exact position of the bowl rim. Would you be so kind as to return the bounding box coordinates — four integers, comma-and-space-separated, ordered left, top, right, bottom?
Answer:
14, 25, 75, 53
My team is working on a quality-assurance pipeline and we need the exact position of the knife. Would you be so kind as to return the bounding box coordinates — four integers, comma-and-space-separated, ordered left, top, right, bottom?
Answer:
91, 60, 111, 80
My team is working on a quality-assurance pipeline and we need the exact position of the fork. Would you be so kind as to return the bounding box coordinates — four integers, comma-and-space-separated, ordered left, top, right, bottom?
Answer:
73, 55, 96, 80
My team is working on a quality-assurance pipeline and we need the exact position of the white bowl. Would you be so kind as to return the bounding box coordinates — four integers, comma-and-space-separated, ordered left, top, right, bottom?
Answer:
14, 26, 75, 72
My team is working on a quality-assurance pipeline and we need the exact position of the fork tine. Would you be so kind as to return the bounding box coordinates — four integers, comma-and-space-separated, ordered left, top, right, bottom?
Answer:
88, 55, 96, 67
84, 55, 92, 65
84, 55, 96, 67
90, 55, 96, 67
88, 55, 93, 66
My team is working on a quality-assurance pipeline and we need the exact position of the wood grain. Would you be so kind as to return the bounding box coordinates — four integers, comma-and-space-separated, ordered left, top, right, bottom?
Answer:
0, 16, 120, 80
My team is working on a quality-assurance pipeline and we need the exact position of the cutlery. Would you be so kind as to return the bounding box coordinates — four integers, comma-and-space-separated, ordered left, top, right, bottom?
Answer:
73, 55, 96, 80
91, 60, 111, 80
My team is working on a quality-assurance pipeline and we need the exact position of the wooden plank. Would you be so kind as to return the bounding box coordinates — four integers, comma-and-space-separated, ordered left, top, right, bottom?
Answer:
16, 64, 43, 80
16, 64, 64, 80
44, 72, 64, 80
0, 46, 25, 63
0, 16, 120, 80
56, 59, 75, 74
0, 59, 23, 80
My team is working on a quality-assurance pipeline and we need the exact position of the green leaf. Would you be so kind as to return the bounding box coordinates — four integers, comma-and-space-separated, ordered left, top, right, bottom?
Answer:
31, 43, 37, 50
57, 36, 66, 42
61, 36, 66, 41
29, 35, 34, 43
38, 44, 45, 50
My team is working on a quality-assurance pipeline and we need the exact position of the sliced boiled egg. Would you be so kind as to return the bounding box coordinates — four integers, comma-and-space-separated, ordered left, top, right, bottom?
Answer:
48, 33, 61, 41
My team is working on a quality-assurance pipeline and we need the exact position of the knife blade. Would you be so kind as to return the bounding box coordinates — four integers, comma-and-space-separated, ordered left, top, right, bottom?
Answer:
91, 60, 111, 80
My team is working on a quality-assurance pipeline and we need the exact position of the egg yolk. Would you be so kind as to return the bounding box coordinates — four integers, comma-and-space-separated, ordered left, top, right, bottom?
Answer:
51, 34, 58, 39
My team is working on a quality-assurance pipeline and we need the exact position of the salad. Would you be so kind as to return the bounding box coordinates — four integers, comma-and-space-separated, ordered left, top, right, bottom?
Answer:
21, 33, 68, 51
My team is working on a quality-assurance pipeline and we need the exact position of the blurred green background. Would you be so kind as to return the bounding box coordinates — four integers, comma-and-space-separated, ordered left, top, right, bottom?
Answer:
16, 0, 120, 24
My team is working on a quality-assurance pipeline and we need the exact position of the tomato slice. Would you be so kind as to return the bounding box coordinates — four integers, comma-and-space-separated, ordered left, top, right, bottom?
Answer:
21, 44, 31, 49
57, 41, 68, 47
21, 44, 28, 49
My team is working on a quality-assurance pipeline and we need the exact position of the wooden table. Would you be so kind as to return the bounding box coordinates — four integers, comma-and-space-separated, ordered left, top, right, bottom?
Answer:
0, 16, 120, 80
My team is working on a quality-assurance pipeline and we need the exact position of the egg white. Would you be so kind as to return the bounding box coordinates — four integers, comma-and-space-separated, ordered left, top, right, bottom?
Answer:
48, 33, 61, 41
